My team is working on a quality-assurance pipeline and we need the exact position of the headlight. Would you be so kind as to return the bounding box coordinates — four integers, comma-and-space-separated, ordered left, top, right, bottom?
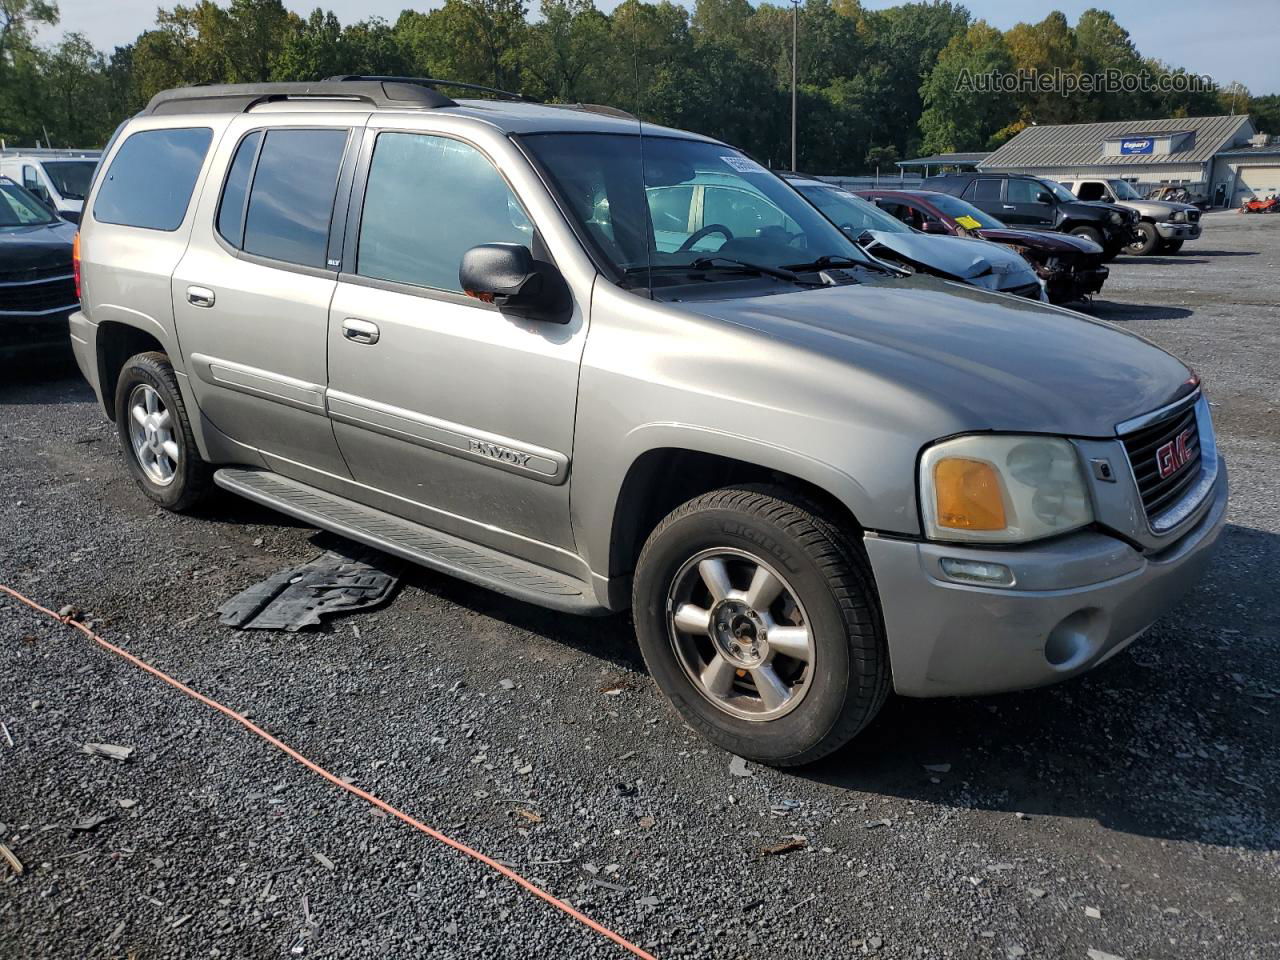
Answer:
1108, 211, 1123, 225
920, 435, 1094, 543
1171, 210, 1186, 222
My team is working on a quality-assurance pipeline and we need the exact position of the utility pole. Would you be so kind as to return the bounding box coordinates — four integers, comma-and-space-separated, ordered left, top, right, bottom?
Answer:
791, 0, 799, 171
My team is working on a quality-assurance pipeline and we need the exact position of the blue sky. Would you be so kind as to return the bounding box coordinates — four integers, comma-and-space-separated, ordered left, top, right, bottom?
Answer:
41, 0, 1278, 95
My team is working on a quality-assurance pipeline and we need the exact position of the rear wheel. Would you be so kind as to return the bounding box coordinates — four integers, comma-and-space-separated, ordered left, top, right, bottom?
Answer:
113, 351, 213, 512
1125, 221, 1161, 256
632, 485, 890, 767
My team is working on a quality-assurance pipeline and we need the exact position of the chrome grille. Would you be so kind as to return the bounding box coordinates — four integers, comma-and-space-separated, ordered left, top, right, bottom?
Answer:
1120, 401, 1201, 520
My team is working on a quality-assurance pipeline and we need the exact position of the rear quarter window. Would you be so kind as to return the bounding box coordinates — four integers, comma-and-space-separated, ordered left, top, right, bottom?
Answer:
93, 127, 213, 231
241, 128, 348, 268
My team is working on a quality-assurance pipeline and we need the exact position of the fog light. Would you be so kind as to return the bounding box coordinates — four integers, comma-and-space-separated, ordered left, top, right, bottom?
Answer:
939, 557, 1015, 587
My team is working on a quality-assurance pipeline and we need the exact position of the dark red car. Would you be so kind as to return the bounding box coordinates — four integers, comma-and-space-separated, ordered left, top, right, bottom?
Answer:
855, 189, 1109, 304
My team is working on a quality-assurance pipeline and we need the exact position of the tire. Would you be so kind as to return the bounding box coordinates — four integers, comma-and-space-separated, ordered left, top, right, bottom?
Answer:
1125, 221, 1160, 256
1162, 239, 1184, 253
113, 351, 214, 512
632, 485, 890, 767
1068, 225, 1104, 247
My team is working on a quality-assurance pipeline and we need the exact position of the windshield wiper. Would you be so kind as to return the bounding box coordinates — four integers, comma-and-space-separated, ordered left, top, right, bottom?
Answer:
687, 256, 804, 283
620, 257, 812, 287
783, 253, 899, 276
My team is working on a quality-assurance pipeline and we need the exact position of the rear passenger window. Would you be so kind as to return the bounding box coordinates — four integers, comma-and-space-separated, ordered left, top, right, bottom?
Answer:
357, 132, 533, 293
216, 130, 261, 246
241, 128, 348, 268
965, 179, 1002, 203
93, 127, 213, 231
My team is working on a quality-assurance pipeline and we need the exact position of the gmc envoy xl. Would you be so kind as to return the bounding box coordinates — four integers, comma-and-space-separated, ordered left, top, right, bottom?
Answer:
69, 79, 1227, 765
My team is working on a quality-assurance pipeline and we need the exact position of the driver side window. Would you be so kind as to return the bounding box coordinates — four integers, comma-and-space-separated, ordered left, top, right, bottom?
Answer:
703, 186, 794, 239
1007, 179, 1048, 204
1076, 182, 1106, 202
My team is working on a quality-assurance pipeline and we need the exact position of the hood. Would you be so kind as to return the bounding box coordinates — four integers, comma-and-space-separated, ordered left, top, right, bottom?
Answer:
0, 220, 76, 272
1118, 199, 1197, 219
1065, 198, 1132, 220
684, 275, 1193, 438
864, 231, 1038, 291
975, 227, 1103, 256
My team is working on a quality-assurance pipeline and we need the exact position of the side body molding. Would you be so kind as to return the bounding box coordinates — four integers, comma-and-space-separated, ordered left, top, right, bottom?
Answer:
326, 390, 570, 485
188, 352, 326, 414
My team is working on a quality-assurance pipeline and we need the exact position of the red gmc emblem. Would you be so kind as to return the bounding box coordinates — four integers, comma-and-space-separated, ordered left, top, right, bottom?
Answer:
1155, 429, 1194, 479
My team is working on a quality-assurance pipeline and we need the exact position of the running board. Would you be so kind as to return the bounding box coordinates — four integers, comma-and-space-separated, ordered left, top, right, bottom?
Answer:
213, 468, 605, 615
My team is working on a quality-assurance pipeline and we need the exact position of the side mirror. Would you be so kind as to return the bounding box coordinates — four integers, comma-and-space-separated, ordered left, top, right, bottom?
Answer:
920, 219, 949, 235
458, 243, 570, 323
1036, 190, 1053, 204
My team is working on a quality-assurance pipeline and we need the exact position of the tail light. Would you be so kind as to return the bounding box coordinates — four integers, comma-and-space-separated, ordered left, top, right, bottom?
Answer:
72, 231, 81, 300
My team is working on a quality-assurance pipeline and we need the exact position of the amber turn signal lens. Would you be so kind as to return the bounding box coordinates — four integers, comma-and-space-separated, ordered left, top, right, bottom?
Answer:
72, 231, 81, 300
933, 457, 1007, 531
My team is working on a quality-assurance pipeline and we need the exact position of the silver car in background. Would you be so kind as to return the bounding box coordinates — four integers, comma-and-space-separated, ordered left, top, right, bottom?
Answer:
783, 174, 1046, 300
70, 78, 1227, 765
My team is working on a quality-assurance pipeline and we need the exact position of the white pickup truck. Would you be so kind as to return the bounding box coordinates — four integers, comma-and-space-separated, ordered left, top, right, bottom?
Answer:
1059, 178, 1202, 256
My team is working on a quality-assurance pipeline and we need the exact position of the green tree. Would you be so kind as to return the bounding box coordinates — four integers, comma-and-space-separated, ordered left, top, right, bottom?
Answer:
34, 31, 111, 145
0, 0, 57, 66
221, 0, 296, 82
522, 0, 609, 102
918, 21, 1017, 154
1005, 11, 1084, 125
273, 8, 344, 81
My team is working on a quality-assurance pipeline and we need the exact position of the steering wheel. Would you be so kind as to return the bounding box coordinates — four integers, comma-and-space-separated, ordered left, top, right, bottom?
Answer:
677, 223, 733, 252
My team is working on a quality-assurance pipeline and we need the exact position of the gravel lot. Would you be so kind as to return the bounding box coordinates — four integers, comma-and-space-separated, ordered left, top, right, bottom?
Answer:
3, 211, 1278, 960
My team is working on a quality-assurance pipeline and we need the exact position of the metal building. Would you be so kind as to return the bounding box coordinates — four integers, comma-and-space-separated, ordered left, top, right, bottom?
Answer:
975, 115, 1274, 208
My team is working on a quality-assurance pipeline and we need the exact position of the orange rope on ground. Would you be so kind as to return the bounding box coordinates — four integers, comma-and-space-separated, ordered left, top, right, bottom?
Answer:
2, 583, 658, 960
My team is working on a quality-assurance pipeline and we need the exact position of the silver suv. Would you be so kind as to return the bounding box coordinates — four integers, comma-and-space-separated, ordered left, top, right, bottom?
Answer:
70, 79, 1227, 766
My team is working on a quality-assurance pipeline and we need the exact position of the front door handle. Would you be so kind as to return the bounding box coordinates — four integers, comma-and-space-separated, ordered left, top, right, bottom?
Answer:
342, 318, 380, 345
1001, 204, 1016, 210
187, 285, 215, 308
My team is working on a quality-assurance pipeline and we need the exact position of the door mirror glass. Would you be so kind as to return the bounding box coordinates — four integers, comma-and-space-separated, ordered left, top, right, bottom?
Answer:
1036, 190, 1053, 204
459, 243, 570, 323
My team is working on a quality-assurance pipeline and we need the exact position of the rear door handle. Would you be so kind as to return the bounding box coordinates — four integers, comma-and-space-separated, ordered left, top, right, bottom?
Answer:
342, 318, 379, 345
186, 285, 215, 308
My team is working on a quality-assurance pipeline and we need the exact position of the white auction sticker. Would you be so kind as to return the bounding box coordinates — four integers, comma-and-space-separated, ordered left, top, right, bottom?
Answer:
721, 155, 763, 174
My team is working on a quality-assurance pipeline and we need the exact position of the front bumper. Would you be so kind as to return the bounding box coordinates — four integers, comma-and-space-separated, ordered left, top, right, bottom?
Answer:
1044, 263, 1108, 303
1154, 221, 1202, 241
0, 305, 77, 358
864, 463, 1227, 698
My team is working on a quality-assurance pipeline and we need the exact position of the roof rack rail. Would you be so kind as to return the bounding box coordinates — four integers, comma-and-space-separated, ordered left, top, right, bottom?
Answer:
560, 103, 637, 121
326, 75, 541, 104
142, 80, 457, 116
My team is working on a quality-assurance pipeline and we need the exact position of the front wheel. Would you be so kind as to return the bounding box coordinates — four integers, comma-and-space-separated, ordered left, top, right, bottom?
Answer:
113, 351, 214, 512
632, 486, 890, 766
1161, 239, 1185, 253
1125, 221, 1161, 256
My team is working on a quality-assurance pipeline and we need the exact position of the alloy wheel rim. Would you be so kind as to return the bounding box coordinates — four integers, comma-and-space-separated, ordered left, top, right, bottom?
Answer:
127, 383, 179, 486
666, 548, 815, 722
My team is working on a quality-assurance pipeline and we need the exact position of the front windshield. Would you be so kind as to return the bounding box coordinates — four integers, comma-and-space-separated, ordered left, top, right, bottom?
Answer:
1042, 179, 1079, 203
925, 193, 1006, 229
41, 160, 97, 200
519, 133, 870, 288
794, 184, 910, 234
0, 181, 59, 227
1107, 179, 1142, 200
